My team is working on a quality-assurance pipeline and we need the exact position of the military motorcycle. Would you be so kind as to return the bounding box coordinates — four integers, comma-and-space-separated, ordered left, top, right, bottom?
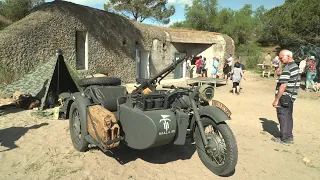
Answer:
67, 57, 238, 176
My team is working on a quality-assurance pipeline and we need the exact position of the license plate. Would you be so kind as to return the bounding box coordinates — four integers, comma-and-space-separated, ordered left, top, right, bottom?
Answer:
211, 100, 232, 117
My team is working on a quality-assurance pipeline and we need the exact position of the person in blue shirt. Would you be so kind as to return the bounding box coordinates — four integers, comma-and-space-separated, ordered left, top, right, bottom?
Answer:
211, 56, 219, 78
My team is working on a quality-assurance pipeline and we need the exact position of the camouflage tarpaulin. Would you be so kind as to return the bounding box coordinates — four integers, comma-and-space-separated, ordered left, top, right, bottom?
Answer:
0, 55, 80, 110
293, 45, 320, 82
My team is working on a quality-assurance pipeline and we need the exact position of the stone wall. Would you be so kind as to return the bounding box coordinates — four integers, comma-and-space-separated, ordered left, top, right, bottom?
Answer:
149, 39, 169, 78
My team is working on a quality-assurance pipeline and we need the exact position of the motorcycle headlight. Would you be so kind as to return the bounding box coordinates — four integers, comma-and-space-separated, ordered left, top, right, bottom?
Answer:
199, 84, 215, 102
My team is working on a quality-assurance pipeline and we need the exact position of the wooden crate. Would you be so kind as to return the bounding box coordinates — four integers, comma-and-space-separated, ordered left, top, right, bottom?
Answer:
87, 105, 120, 149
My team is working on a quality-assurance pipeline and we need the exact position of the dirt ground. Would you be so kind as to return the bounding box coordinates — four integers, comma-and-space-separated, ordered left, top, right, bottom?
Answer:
1, 72, 320, 180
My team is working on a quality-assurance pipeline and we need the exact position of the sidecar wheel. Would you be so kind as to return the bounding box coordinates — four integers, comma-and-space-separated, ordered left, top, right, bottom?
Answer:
69, 102, 89, 152
194, 117, 238, 176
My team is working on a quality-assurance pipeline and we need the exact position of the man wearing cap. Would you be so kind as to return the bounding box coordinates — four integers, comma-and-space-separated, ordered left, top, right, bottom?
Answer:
305, 56, 317, 91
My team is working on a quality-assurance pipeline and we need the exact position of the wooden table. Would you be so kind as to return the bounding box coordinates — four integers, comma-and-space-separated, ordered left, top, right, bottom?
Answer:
186, 77, 228, 88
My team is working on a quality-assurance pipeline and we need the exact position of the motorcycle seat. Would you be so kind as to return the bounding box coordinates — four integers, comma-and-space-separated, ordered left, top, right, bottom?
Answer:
87, 85, 127, 112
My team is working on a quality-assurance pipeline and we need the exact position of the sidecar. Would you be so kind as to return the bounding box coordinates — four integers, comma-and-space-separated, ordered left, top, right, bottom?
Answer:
67, 77, 190, 152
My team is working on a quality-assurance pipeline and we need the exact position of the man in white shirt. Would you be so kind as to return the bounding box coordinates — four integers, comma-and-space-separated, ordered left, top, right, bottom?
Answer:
299, 55, 307, 74
186, 56, 192, 78
227, 54, 233, 67
227, 54, 234, 79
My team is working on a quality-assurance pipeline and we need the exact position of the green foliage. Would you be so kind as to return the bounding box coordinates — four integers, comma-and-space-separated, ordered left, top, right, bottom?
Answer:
0, 0, 44, 22
182, 0, 219, 31
259, 0, 320, 47
0, 19, 11, 30
171, 2, 266, 48
237, 42, 262, 69
220, 4, 260, 46
104, 0, 175, 24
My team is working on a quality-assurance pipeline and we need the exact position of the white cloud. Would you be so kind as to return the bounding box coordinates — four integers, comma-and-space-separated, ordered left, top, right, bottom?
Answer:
168, 0, 176, 3
168, 0, 193, 6
45, 0, 106, 8
65, 0, 106, 6
46, 0, 193, 8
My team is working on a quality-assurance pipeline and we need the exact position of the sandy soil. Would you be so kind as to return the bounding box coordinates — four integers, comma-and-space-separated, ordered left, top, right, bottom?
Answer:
1, 72, 320, 180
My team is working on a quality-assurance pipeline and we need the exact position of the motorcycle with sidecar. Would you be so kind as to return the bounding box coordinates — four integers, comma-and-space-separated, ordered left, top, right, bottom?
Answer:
66, 58, 238, 176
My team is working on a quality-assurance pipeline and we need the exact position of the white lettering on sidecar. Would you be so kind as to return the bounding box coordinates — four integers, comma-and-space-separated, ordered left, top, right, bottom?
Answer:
159, 115, 175, 135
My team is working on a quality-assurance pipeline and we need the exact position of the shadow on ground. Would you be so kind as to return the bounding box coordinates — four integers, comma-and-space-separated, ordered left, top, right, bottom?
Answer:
0, 123, 49, 152
259, 118, 280, 137
0, 106, 24, 116
96, 138, 196, 165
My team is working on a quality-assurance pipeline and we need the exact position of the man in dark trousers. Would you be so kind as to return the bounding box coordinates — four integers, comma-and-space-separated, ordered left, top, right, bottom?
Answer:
272, 49, 300, 145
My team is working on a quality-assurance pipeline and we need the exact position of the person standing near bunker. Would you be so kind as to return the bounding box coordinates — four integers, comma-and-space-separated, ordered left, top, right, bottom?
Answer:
272, 49, 300, 145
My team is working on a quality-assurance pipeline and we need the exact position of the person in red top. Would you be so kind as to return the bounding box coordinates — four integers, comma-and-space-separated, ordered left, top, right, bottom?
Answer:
195, 56, 202, 77
305, 56, 317, 91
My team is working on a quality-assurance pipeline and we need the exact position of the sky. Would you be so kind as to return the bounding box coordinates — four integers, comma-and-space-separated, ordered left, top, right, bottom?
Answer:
45, 0, 285, 26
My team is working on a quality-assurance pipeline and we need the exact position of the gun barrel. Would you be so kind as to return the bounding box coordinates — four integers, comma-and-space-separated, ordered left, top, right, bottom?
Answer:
151, 57, 186, 81
132, 56, 186, 94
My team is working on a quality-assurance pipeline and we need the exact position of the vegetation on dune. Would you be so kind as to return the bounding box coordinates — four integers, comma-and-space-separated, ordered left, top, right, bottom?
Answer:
170, 0, 320, 67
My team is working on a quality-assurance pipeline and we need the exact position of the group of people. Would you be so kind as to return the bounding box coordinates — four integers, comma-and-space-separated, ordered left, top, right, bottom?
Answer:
262, 53, 319, 93
186, 55, 226, 78
186, 54, 246, 95
185, 50, 315, 146
298, 55, 319, 92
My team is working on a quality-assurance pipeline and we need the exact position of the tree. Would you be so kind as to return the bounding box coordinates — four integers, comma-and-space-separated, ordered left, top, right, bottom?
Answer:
104, 0, 175, 24
0, 0, 45, 22
180, 0, 218, 31
259, 0, 320, 47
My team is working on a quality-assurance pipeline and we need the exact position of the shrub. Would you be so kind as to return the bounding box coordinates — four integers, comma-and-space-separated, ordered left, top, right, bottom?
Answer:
236, 42, 262, 69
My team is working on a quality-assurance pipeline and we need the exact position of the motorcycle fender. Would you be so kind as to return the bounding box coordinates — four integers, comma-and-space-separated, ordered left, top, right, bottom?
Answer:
70, 92, 92, 135
190, 106, 231, 141
173, 110, 190, 145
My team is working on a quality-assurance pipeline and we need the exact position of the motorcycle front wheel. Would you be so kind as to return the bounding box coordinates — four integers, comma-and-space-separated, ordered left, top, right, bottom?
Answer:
194, 117, 238, 176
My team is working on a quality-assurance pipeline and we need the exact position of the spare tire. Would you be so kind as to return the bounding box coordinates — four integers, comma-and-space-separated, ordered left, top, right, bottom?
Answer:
78, 77, 122, 87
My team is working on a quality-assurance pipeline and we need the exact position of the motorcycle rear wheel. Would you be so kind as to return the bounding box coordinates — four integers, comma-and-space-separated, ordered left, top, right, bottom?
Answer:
194, 117, 238, 176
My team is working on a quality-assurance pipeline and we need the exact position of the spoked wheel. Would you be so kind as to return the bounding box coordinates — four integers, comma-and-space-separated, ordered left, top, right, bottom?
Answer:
69, 102, 89, 152
194, 117, 238, 176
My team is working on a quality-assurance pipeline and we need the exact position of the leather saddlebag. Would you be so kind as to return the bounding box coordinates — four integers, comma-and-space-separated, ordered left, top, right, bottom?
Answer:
87, 105, 120, 149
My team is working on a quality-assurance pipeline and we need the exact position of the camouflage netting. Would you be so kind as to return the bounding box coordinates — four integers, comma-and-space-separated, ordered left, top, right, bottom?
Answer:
0, 0, 139, 83
294, 45, 320, 82
0, 55, 79, 110
132, 21, 167, 51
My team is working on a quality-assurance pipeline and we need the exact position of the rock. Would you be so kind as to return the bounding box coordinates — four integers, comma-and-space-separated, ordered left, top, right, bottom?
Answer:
303, 157, 311, 165
0, 98, 15, 106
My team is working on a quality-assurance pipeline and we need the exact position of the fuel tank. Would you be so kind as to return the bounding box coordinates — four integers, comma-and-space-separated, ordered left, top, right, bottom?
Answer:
119, 104, 177, 150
